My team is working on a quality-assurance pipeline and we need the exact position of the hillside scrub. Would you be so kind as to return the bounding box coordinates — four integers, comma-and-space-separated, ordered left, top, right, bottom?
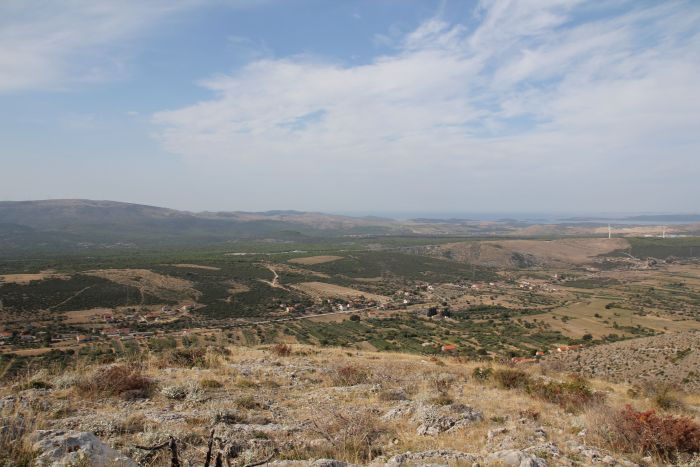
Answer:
589, 405, 700, 462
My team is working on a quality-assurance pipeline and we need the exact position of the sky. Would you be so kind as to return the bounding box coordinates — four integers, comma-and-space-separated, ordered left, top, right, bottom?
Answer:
1, 0, 699, 214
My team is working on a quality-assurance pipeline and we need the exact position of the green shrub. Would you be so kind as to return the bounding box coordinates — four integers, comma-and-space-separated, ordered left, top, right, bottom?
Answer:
493, 369, 530, 389
472, 367, 493, 381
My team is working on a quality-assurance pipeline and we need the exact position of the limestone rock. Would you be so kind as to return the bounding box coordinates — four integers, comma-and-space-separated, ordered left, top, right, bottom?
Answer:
485, 449, 548, 467
31, 430, 136, 467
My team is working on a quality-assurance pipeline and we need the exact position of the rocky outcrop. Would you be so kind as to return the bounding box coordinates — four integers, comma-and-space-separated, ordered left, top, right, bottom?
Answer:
31, 430, 136, 467
412, 403, 483, 436
485, 449, 548, 467
386, 449, 479, 466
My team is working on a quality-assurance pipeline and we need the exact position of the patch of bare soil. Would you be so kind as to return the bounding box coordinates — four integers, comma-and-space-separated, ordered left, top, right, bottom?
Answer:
86, 269, 199, 302
288, 255, 344, 265
0, 273, 69, 284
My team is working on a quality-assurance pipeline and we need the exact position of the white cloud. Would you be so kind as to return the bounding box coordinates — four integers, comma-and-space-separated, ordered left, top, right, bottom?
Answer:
152, 0, 700, 212
0, 0, 267, 93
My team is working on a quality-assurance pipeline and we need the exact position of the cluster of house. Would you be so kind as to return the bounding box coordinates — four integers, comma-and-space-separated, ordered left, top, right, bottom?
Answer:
510, 344, 585, 364
517, 280, 558, 293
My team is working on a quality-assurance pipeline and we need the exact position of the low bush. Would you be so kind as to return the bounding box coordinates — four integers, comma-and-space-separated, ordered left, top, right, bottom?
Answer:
330, 365, 369, 386
641, 382, 686, 411
593, 405, 700, 462
271, 343, 292, 357
160, 348, 207, 368
235, 395, 261, 409
472, 366, 493, 381
527, 376, 603, 413
77, 365, 155, 398
493, 369, 530, 389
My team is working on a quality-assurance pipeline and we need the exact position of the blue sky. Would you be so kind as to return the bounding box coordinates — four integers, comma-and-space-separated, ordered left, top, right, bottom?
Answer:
1, 0, 699, 213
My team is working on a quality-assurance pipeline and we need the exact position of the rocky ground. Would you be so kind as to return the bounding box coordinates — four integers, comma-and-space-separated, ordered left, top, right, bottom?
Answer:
1, 344, 699, 466
543, 331, 700, 392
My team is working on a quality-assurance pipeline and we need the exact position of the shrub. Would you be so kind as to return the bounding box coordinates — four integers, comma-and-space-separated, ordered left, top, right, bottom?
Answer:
161, 348, 207, 368
493, 369, 530, 389
641, 382, 685, 411
472, 366, 493, 381
20, 380, 53, 390
78, 365, 154, 398
349, 314, 361, 321
594, 405, 700, 461
527, 376, 602, 413
161, 385, 188, 400
235, 395, 261, 409
310, 409, 389, 462
330, 365, 369, 386
271, 343, 292, 357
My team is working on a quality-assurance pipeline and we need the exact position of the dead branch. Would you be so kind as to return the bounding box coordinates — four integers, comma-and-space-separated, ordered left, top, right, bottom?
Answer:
204, 429, 215, 467
244, 452, 275, 467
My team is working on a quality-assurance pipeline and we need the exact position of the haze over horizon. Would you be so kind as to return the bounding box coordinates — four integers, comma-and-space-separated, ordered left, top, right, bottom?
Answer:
2, 0, 699, 213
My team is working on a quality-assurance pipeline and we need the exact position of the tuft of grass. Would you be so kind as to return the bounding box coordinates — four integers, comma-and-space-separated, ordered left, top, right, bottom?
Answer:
309, 408, 390, 463
199, 378, 223, 389
0, 413, 36, 467
235, 395, 261, 409
234, 377, 258, 389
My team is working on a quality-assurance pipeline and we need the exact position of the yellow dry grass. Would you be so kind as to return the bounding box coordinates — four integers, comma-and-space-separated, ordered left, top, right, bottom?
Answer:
0, 273, 69, 284
524, 298, 700, 339
86, 268, 199, 301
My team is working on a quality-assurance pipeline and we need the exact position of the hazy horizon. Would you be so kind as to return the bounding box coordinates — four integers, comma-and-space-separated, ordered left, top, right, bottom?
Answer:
2, 1, 699, 213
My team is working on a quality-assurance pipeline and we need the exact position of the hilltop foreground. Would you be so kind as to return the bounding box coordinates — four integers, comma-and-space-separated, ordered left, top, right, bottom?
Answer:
1, 344, 699, 466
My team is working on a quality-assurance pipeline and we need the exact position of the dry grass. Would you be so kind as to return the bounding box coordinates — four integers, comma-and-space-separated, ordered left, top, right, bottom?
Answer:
306, 408, 390, 463
329, 364, 370, 386
271, 343, 292, 357
4, 343, 698, 466
76, 364, 155, 399
0, 411, 36, 466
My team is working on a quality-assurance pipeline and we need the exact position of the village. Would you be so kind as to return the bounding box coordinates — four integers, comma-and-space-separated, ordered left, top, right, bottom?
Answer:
0, 269, 595, 360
